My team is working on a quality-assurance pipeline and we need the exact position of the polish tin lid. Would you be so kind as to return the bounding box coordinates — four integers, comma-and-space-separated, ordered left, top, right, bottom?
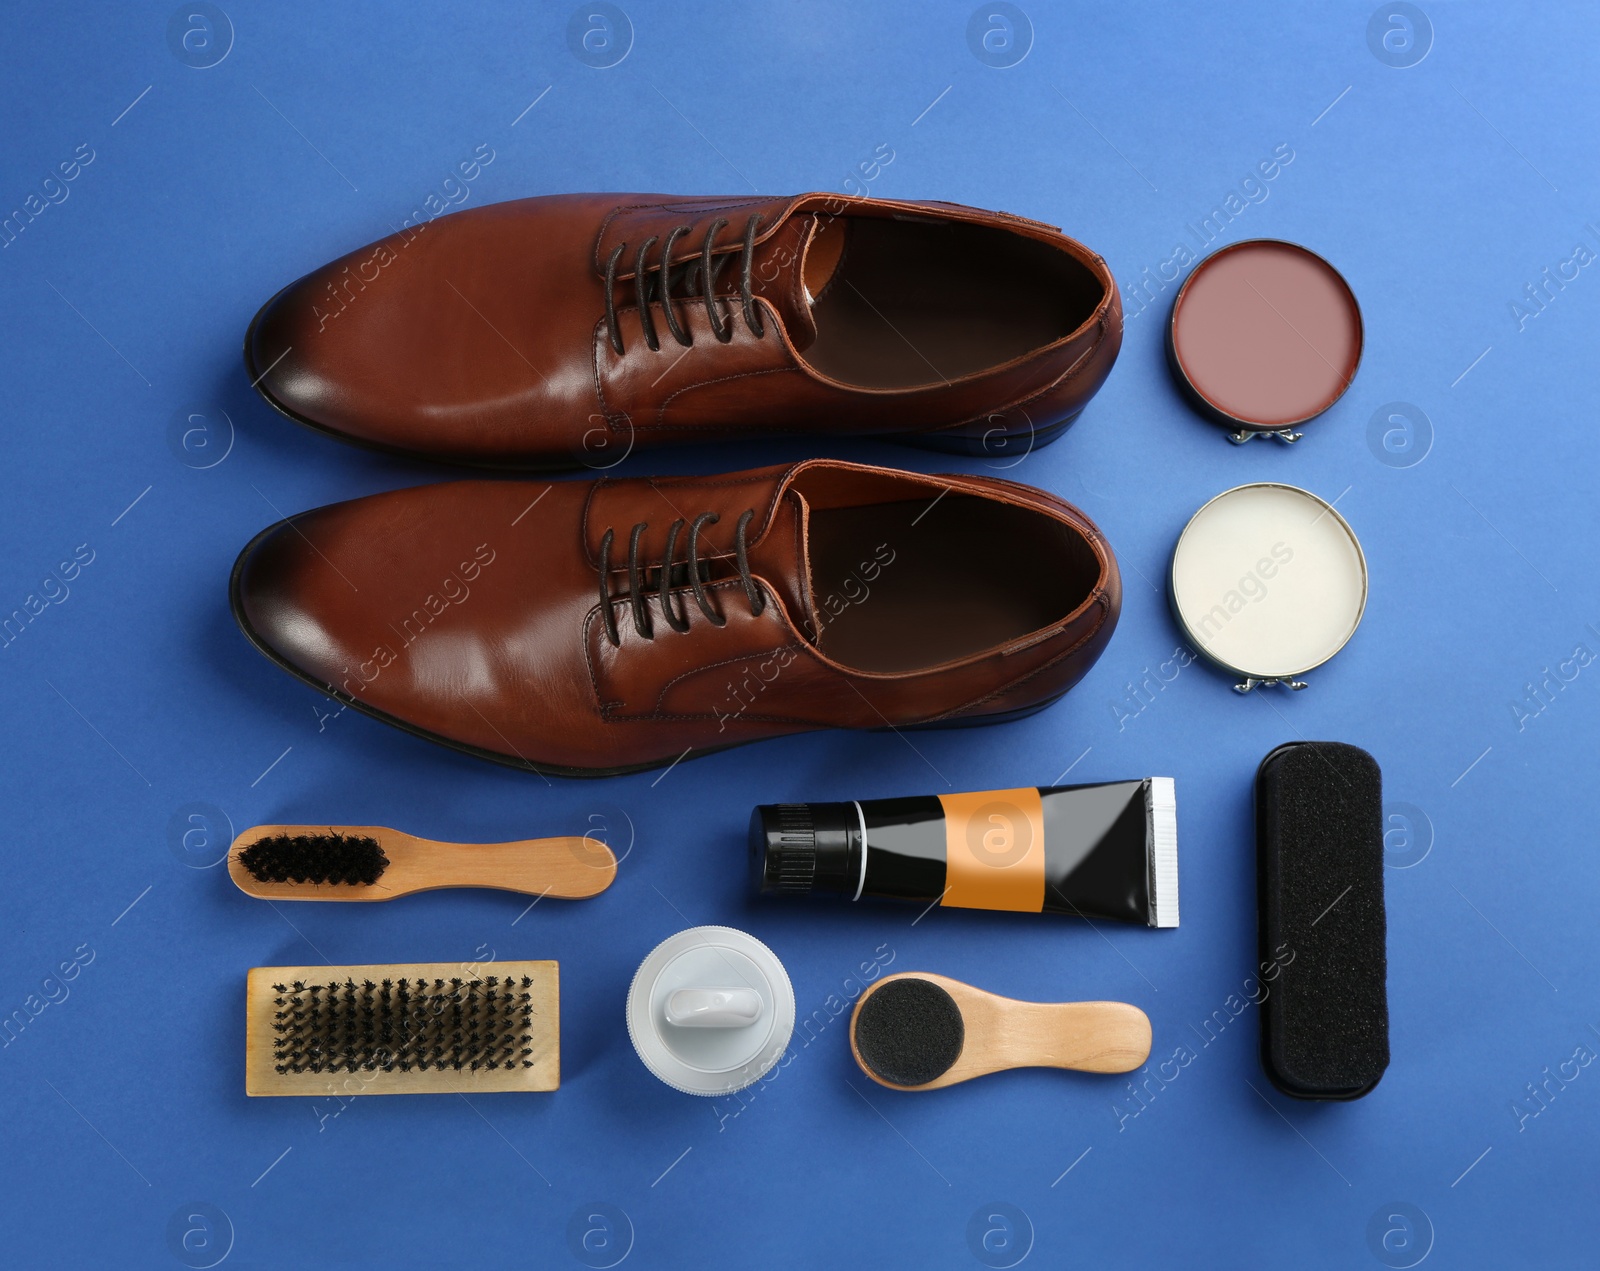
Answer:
1169, 483, 1367, 692
1167, 240, 1362, 445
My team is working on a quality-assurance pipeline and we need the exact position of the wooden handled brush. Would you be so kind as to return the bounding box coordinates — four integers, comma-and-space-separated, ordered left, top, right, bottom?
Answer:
228, 825, 617, 902
850, 972, 1151, 1091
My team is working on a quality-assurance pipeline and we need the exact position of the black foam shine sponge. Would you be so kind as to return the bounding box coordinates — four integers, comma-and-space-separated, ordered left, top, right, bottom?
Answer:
1256, 742, 1389, 1099
853, 977, 965, 1087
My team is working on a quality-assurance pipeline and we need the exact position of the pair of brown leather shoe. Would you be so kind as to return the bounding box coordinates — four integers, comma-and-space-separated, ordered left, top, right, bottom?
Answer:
232, 193, 1124, 775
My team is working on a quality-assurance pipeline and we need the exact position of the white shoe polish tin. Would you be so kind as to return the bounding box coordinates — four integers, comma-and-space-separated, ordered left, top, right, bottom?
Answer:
1169, 482, 1368, 692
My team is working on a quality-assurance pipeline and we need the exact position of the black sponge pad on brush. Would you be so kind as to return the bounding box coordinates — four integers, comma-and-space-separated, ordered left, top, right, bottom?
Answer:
1256, 742, 1389, 1100
853, 978, 966, 1087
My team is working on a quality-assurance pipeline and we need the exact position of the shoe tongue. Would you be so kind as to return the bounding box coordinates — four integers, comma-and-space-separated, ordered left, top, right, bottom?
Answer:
742, 214, 820, 351
744, 488, 817, 632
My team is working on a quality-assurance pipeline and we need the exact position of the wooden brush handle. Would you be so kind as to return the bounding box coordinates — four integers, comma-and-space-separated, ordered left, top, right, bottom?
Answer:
993, 999, 1152, 1074
379, 830, 616, 898
228, 825, 617, 902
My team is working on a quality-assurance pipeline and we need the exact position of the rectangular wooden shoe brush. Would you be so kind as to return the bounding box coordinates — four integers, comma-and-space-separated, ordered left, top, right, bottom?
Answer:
228, 824, 616, 901
1256, 741, 1389, 1099
247, 960, 558, 1096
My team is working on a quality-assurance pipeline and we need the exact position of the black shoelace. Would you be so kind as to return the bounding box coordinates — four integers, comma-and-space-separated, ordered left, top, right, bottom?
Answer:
602, 214, 768, 355
597, 508, 766, 646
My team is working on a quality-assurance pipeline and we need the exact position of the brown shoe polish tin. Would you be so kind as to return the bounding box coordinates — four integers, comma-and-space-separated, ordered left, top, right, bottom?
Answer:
1167, 240, 1363, 445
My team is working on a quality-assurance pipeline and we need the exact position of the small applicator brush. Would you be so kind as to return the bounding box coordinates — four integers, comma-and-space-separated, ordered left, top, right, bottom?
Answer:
850, 972, 1150, 1090
228, 824, 616, 902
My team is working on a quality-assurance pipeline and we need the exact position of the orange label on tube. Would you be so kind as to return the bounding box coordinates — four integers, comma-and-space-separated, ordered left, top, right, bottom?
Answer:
938, 787, 1045, 912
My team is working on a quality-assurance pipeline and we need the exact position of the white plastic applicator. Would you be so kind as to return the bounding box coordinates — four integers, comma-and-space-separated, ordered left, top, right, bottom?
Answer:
626, 926, 795, 1096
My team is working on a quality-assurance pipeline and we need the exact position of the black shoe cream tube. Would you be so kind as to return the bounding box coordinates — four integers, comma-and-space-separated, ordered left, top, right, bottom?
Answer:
750, 779, 1177, 927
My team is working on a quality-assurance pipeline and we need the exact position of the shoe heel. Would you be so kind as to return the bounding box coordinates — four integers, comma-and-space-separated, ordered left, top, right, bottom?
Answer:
899, 408, 1082, 458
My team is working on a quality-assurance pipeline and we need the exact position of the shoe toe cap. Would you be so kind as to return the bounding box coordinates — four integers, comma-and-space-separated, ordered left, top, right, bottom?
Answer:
248, 267, 369, 429
231, 511, 358, 694
247, 269, 328, 407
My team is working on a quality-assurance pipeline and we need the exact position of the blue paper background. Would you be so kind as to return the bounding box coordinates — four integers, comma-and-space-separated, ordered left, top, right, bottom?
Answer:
2, 2, 1593, 1267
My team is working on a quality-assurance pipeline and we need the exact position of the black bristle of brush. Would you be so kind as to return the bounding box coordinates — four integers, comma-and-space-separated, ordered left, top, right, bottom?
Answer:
1256, 742, 1389, 1100
239, 833, 390, 886
269, 974, 538, 1074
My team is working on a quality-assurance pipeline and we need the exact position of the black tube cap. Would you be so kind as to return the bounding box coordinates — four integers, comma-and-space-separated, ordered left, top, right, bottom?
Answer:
749, 802, 859, 898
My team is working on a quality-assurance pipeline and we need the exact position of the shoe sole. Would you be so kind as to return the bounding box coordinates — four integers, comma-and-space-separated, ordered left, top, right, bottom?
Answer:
229, 518, 1066, 779
242, 286, 1081, 471
897, 408, 1083, 456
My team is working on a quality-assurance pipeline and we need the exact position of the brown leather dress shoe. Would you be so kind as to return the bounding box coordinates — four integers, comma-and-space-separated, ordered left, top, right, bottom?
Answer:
230, 461, 1120, 776
245, 194, 1121, 468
